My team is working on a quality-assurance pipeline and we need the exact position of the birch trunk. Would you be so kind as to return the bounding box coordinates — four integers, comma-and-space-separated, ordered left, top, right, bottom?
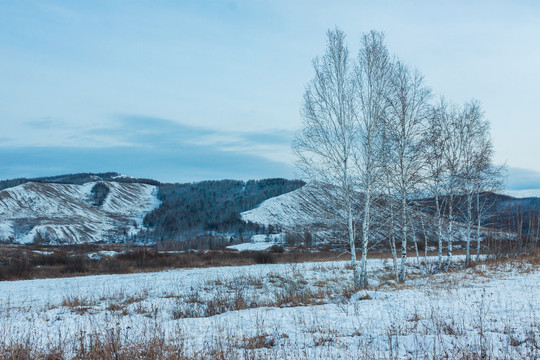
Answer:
359, 186, 371, 288
476, 192, 482, 261
436, 194, 444, 271
414, 234, 420, 266
445, 198, 454, 271
419, 208, 428, 262
388, 202, 399, 281
348, 199, 359, 287
465, 192, 472, 266
399, 195, 408, 282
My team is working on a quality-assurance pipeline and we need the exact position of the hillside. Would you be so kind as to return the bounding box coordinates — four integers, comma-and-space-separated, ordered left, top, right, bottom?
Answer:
0, 172, 160, 191
241, 185, 524, 248
1, 171, 536, 247
241, 184, 323, 229
415, 192, 540, 238
142, 178, 305, 241
0, 181, 159, 244
0, 174, 305, 245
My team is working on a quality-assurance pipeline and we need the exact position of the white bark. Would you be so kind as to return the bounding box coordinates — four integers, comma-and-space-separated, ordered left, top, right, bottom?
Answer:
425, 100, 450, 272
359, 186, 371, 288
476, 192, 482, 260
293, 28, 361, 287
384, 62, 431, 282
387, 192, 399, 280
399, 196, 408, 281
446, 198, 454, 270
436, 194, 444, 270
353, 30, 392, 288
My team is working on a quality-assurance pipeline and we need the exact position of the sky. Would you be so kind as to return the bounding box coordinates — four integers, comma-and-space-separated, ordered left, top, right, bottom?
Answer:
0, 1, 539, 188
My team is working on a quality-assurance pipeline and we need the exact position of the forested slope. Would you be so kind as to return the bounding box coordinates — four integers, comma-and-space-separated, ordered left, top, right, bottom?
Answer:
142, 178, 305, 240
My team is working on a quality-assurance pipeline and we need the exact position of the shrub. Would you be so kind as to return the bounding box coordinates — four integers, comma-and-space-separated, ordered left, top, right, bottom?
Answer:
252, 252, 275, 264
269, 245, 285, 253
284, 232, 302, 246
0, 257, 34, 280
61, 256, 88, 274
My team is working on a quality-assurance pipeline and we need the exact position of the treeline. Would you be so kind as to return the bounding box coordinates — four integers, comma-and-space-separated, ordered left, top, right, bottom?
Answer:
141, 178, 304, 240
490, 196, 540, 241
416, 192, 540, 243
0, 172, 160, 191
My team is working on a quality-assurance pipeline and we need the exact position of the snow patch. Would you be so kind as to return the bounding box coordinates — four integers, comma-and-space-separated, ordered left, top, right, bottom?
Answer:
251, 234, 284, 243
226, 243, 275, 251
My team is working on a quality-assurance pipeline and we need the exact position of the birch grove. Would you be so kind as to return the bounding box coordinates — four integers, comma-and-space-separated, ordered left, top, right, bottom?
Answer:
294, 28, 503, 286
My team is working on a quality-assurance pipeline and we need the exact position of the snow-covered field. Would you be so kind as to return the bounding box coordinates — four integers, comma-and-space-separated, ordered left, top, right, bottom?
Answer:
0, 255, 538, 359
226, 234, 284, 251
226, 242, 275, 251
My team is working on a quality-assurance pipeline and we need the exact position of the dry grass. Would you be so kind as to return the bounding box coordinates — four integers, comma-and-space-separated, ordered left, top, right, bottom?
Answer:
4, 307, 536, 360
170, 270, 361, 321
1, 250, 539, 359
1, 240, 515, 282
106, 302, 124, 312
238, 334, 276, 350
0, 243, 362, 281
61, 296, 96, 315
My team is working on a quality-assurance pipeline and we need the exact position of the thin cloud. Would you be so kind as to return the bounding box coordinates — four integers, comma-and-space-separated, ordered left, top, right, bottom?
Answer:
507, 167, 540, 190
98, 115, 295, 163
23, 117, 67, 129
0, 115, 296, 182
0, 145, 295, 183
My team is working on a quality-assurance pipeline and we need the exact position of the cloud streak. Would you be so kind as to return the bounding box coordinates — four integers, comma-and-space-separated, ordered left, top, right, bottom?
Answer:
6, 116, 540, 190
1, 115, 296, 182
506, 167, 540, 191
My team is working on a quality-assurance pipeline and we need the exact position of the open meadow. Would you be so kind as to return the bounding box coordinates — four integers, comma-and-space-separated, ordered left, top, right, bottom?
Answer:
1, 252, 538, 359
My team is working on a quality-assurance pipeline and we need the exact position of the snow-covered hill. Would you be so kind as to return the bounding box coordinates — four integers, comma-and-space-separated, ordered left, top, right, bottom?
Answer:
241, 185, 513, 246
0, 181, 160, 244
241, 186, 314, 229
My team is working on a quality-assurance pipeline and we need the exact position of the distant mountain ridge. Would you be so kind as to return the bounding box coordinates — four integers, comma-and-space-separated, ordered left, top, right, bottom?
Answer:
0, 172, 160, 192
141, 178, 305, 241
0, 173, 305, 245
1, 172, 534, 246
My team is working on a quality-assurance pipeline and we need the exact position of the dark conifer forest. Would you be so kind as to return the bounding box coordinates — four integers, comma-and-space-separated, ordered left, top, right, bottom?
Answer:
142, 178, 305, 240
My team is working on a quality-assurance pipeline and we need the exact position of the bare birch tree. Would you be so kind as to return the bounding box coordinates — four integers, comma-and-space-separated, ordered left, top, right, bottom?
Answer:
440, 102, 466, 270
385, 62, 431, 281
293, 28, 361, 287
353, 30, 392, 288
457, 101, 492, 266
473, 165, 506, 260
424, 99, 451, 271
380, 121, 400, 281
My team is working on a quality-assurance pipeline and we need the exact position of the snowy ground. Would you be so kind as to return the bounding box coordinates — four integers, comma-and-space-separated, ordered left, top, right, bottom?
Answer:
226, 242, 275, 251
0, 255, 538, 358
226, 233, 284, 251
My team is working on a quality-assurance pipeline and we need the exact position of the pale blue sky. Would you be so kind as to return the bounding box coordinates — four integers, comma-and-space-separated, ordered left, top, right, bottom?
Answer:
0, 1, 539, 186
